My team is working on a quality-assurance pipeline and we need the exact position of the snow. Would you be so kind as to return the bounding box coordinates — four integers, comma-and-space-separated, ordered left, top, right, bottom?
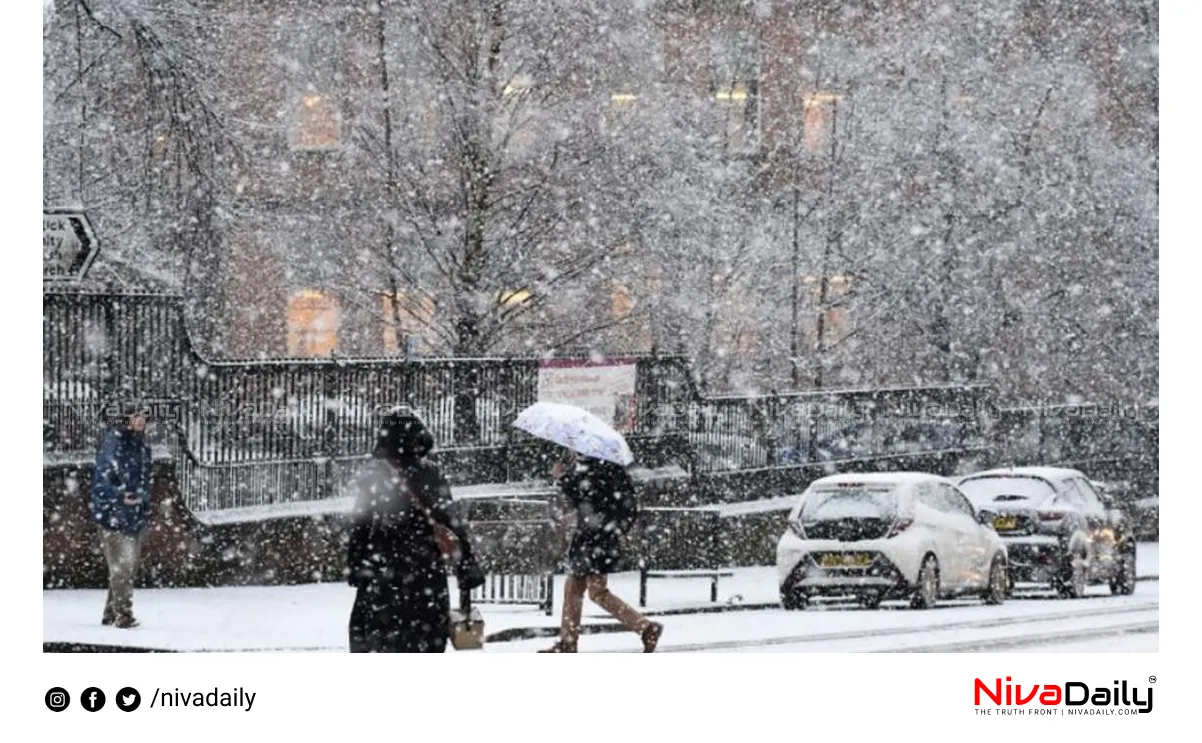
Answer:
192, 480, 559, 525
962, 466, 1087, 482
189, 467, 686, 525
711, 495, 799, 517
43, 544, 1158, 653
810, 471, 952, 486
1012, 632, 1159, 653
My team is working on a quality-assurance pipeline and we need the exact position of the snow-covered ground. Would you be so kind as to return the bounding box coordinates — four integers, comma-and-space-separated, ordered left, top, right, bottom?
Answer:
43, 544, 1158, 653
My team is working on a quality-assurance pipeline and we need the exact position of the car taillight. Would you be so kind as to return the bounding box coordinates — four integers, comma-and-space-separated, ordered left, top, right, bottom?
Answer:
1037, 511, 1063, 521
789, 520, 806, 539
886, 517, 913, 538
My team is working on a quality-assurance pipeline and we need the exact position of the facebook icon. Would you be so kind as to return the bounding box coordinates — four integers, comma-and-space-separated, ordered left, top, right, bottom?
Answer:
81, 687, 106, 712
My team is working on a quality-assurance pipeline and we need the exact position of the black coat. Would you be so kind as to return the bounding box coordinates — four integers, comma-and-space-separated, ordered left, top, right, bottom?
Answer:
558, 459, 640, 577
345, 454, 471, 653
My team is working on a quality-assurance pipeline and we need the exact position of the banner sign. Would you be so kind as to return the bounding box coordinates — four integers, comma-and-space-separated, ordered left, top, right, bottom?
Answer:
537, 358, 637, 432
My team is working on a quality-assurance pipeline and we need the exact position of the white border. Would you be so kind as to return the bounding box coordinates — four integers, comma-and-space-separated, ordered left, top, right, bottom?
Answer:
23, 1, 1189, 740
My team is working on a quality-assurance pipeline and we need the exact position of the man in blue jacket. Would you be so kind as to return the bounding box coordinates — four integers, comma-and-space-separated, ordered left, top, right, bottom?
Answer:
90, 403, 153, 628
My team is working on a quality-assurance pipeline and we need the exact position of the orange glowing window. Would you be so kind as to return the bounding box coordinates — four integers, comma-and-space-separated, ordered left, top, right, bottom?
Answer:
803, 92, 842, 152
287, 289, 340, 357
611, 283, 634, 320
295, 94, 340, 150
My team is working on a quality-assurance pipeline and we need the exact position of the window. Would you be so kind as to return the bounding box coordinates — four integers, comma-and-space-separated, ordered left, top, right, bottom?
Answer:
1053, 481, 1085, 508
914, 484, 942, 513
284, 17, 341, 151
1067, 478, 1104, 515
294, 94, 341, 150
940, 485, 977, 518
958, 476, 1056, 507
710, 29, 761, 154
610, 92, 638, 109
801, 487, 898, 521
916, 484, 963, 516
714, 80, 760, 153
382, 291, 435, 356
611, 282, 634, 320
287, 289, 340, 357
803, 91, 843, 153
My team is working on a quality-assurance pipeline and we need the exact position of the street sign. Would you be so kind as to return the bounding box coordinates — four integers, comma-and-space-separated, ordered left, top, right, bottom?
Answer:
43, 208, 99, 281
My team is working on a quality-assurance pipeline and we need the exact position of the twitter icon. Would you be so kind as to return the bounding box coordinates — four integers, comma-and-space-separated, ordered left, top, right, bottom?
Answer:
115, 687, 141, 712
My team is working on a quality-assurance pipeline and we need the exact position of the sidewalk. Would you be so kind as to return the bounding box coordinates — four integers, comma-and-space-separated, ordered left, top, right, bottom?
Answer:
43, 566, 780, 653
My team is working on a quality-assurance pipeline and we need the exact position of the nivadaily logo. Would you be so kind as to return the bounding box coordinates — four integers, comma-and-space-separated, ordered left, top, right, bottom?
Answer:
974, 677, 1153, 714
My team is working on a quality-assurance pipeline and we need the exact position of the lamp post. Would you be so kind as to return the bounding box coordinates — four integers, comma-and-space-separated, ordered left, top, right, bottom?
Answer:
790, 180, 801, 389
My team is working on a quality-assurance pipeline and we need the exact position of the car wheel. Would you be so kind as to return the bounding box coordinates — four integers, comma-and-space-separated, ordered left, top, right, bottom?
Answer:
1054, 548, 1088, 599
781, 586, 808, 610
911, 554, 939, 609
983, 555, 1008, 605
1109, 544, 1137, 596
858, 591, 883, 610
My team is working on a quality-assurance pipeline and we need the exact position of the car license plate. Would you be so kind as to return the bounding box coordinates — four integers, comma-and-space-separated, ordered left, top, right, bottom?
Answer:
819, 552, 872, 568
994, 515, 1018, 531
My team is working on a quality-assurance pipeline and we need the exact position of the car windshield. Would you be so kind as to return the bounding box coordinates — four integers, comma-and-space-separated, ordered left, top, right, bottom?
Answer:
799, 486, 898, 521
958, 476, 1055, 506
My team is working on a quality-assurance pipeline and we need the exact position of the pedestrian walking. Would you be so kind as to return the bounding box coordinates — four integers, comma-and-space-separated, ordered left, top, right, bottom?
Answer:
346, 409, 484, 652
541, 450, 663, 653
90, 402, 153, 628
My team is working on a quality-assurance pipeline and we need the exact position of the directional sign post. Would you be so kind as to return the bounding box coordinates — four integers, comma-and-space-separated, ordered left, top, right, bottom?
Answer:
43, 209, 100, 281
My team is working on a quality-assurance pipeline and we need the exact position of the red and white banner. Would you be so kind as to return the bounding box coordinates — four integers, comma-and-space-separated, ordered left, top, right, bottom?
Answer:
537, 358, 637, 432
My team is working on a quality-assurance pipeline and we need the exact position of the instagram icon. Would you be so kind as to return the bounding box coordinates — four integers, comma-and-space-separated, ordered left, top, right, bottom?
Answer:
45, 687, 70, 712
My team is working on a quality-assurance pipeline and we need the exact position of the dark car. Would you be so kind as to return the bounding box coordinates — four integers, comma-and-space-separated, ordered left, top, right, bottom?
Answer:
1131, 496, 1159, 541
1092, 480, 1158, 543
956, 467, 1137, 598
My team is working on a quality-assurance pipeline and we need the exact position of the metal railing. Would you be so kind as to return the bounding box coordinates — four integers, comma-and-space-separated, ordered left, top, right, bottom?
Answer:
45, 290, 1157, 520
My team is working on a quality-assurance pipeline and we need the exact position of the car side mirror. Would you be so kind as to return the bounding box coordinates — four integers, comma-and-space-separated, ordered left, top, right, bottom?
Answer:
977, 509, 997, 526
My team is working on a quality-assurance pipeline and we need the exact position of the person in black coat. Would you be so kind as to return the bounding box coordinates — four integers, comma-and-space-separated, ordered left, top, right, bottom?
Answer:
345, 410, 477, 653
540, 451, 664, 653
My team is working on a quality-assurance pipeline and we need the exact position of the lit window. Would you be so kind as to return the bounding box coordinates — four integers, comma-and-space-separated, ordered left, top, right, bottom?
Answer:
611, 92, 638, 109
503, 75, 533, 98
287, 289, 340, 357
294, 94, 340, 150
611, 283, 634, 320
714, 80, 759, 152
499, 289, 532, 308
803, 92, 842, 152
382, 291, 435, 354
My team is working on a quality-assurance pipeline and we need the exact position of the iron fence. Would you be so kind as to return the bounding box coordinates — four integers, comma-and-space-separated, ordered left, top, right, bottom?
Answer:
44, 291, 1158, 521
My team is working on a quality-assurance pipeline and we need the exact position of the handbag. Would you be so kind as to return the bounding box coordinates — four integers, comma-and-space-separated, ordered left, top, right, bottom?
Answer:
448, 589, 485, 651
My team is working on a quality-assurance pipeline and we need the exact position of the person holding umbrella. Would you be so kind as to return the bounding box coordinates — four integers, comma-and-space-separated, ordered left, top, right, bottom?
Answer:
540, 449, 663, 653
512, 400, 663, 652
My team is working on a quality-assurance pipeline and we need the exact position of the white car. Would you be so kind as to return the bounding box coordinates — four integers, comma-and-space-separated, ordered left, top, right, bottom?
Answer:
775, 472, 1010, 610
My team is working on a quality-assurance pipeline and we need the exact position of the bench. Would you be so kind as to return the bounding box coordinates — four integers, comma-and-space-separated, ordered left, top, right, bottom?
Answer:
638, 567, 736, 608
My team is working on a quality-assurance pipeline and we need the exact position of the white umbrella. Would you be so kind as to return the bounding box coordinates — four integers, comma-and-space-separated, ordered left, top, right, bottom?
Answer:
512, 401, 635, 466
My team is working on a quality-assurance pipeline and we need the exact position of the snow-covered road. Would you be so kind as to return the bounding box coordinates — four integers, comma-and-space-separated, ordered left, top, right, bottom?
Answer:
485, 582, 1159, 653
43, 544, 1158, 654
